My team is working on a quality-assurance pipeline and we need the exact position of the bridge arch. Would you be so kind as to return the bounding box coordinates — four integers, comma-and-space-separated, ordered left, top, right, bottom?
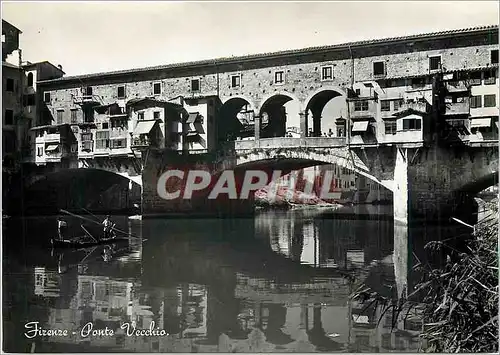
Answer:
218, 96, 256, 143
258, 92, 301, 139
232, 147, 393, 192
303, 86, 348, 138
23, 168, 142, 214
221, 95, 256, 112
303, 85, 347, 110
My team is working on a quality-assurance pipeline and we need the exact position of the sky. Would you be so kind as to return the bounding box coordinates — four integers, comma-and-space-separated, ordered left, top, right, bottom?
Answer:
2, 1, 499, 130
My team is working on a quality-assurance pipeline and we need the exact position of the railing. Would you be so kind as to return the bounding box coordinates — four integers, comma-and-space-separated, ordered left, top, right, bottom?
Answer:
109, 128, 128, 138
131, 137, 151, 147
484, 76, 496, 85
445, 81, 469, 92
445, 101, 470, 115
469, 78, 482, 86
232, 137, 347, 150
72, 94, 103, 105
35, 133, 61, 144
398, 101, 429, 113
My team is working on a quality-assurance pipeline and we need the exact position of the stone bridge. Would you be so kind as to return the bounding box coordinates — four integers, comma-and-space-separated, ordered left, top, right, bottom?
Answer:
141, 137, 497, 226
15, 135, 497, 224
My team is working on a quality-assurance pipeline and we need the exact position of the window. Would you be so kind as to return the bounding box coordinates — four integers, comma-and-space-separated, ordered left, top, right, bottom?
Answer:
102, 122, 109, 129
27, 72, 34, 87
231, 75, 241, 88
5, 109, 14, 125
393, 99, 404, 111
274, 71, 284, 84
86, 87, 93, 96
81, 133, 92, 141
117, 86, 125, 99
321, 66, 333, 80
111, 139, 126, 148
373, 61, 386, 76
23, 94, 35, 106
56, 110, 64, 124
470, 95, 482, 108
81, 141, 93, 152
71, 109, 78, 124
484, 94, 496, 107
153, 111, 161, 119
469, 71, 482, 85
1, 33, 5, 43
6, 78, 14, 92
83, 107, 94, 122
381, 100, 391, 111
137, 112, 144, 120
491, 49, 499, 64
385, 120, 397, 135
355, 89, 361, 96
95, 131, 110, 149
153, 82, 161, 95
37, 147, 43, 157
354, 100, 369, 111
402, 118, 421, 130
44, 92, 51, 103
191, 79, 200, 92
429, 56, 441, 71
483, 70, 496, 85
412, 77, 426, 88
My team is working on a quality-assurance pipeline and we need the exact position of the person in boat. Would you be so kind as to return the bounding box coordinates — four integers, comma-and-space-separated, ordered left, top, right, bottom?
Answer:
102, 215, 114, 239
57, 217, 67, 241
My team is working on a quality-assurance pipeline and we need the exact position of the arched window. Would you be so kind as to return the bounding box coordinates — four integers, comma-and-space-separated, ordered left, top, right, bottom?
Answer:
27, 72, 34, 87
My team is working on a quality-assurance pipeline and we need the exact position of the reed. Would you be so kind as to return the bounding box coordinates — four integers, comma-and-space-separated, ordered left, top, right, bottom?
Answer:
351, 199, 499, 353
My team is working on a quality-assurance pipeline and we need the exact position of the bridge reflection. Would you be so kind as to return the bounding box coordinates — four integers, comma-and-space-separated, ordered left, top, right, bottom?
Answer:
2, 211, 424, 352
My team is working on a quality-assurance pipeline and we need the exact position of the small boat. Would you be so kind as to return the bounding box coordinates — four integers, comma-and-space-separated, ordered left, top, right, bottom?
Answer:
51, 236, 129, 249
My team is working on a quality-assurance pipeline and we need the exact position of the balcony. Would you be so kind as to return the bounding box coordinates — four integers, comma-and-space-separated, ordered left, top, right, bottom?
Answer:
80, 140, 94, 156
35, 133, 61, 144
131, 136, 152, 148
445, 81, 469, 93
73, 94, 102, 106
44, 144, 64, 162
110, 128, 129, 139
397, 101, 429, 114
444, 101, 469, 116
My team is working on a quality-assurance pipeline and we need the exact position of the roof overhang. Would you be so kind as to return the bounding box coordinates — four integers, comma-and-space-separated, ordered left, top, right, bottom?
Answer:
36, 25, 498, 86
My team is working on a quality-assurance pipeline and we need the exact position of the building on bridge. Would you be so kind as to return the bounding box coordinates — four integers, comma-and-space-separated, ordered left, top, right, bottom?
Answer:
11, 25, 499, 222
34, 25, 498, 159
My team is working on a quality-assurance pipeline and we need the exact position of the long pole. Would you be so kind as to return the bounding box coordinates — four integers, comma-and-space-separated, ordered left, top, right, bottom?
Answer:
60, 209, 142, 239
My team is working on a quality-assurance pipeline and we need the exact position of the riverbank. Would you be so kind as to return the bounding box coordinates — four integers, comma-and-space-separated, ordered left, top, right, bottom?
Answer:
352, 198, 499, 353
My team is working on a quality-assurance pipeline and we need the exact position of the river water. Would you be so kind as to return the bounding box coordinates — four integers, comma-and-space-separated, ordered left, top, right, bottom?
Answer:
3, 206, 426, 353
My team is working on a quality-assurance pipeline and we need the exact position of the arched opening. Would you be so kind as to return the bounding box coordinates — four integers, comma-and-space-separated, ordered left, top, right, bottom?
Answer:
259, 94, 299, 138
218, 97, 254, 144
27, 72, 34, 87
22, 169, 142, 215
305, 89, 347, 137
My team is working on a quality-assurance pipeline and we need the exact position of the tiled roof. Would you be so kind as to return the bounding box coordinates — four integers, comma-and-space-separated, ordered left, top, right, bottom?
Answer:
39, 25, 498, 84
22, 61, 66, 75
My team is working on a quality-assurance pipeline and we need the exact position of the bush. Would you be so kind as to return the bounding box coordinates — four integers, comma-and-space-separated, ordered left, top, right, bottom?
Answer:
352, 199, 499, 353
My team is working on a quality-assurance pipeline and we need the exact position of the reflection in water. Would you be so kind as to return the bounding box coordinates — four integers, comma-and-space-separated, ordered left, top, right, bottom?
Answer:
3, 211, 422, 353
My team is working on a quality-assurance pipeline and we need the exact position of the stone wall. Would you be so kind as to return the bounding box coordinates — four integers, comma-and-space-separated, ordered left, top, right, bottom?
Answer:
40, 29, 497, 117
